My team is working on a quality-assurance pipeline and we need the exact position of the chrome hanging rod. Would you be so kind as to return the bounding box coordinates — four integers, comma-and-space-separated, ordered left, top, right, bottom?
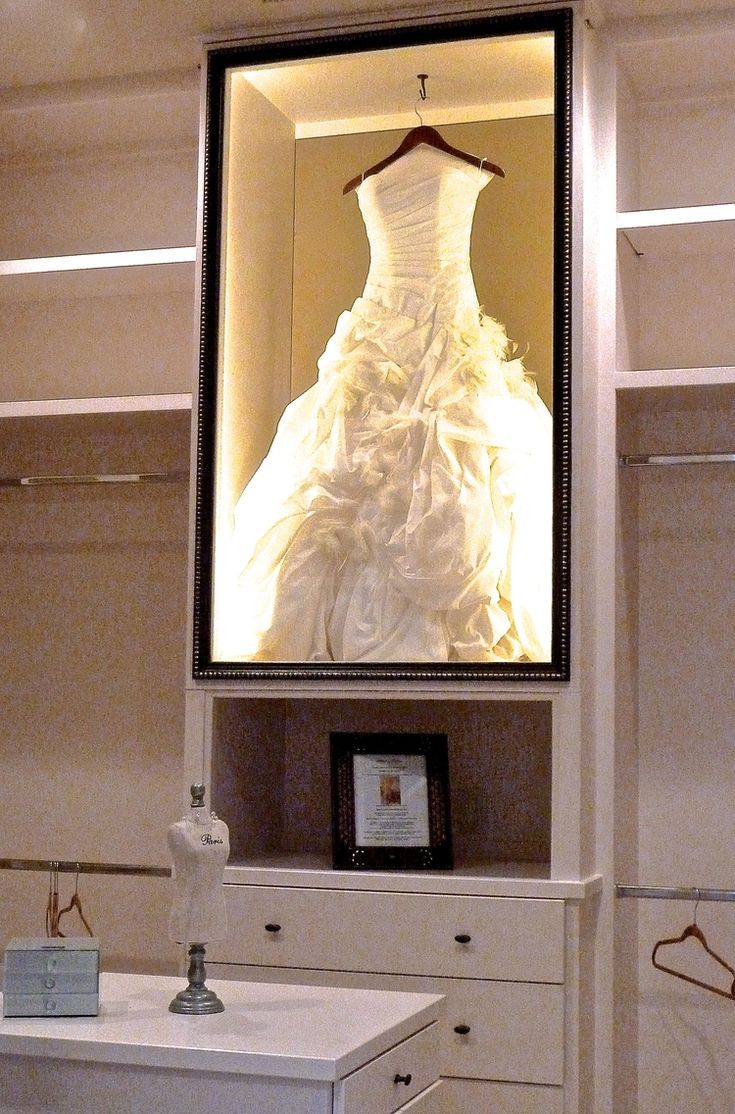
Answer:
619, 452, 735, 468
0, 857, 171, 879
0, 470, 189, 489
616, 884, 735, 903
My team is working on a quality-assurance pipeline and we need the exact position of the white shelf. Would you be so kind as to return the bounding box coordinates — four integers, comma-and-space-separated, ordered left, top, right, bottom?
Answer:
0, 249, 196, 303
618, 217, 735, 258
614, 366, 735, 391
222, 857, 602, 900
0, 246, 196, 277
0, 393, 192, 419
617, 204, 735, 229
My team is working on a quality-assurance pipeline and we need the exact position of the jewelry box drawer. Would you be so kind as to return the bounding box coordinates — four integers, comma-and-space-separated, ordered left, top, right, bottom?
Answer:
3, 992, 100, 1017
334, 1022, 440, 1114
4, 970, 98, 994
4, 940, 99, 976
212, 886, 564, 983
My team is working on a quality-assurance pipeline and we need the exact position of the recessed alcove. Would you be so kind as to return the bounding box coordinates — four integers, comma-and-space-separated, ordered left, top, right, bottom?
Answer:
210, 696, 552, 877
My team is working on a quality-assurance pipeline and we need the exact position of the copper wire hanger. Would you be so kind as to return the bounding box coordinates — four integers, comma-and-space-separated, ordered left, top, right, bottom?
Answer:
343, 73, 505, 194
56, 865, 95, 938
45, 861, 60, 937
651, 890, 735, 1001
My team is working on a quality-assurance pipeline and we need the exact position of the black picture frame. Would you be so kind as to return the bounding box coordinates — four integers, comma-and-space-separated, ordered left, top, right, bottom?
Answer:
330, 732, 452, 871
192, 7, 573, 683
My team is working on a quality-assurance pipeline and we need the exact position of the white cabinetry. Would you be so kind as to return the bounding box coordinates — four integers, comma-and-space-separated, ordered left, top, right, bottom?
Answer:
189, 687, 592, 1109
0, 972, 443, 1114
184, 5, 599, 1112
605, 11, 735, 1114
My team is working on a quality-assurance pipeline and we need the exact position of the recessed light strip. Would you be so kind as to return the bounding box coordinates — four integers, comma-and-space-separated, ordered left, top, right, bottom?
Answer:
0, 246, 196, 277
617, 204, 735, 229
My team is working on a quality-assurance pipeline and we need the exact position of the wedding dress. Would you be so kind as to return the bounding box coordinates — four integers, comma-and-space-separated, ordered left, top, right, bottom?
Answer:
230, 143, 552, 663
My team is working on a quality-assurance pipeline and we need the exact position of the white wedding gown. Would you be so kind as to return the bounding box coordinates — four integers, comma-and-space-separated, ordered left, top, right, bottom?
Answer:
231, 143, 552, 663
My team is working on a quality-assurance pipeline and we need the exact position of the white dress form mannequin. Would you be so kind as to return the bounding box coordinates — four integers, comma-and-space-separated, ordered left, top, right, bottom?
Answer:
167, 784, 229, 1015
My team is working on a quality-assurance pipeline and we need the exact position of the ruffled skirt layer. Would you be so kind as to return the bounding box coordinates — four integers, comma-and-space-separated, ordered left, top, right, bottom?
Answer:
230, 281, 552, 663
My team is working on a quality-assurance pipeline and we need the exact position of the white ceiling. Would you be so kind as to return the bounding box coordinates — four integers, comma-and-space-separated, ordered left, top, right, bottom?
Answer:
242, 32, 555, 135
1, 0, 734, 94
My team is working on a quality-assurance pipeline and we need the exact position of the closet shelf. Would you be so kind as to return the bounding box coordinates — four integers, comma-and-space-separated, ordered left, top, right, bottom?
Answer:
0, 393, 192, 419
613, 366, 735, 391
0, 248, 196, 303
618, 210, 735, 258
0, 246, 196, 277
617, 204, 735, 230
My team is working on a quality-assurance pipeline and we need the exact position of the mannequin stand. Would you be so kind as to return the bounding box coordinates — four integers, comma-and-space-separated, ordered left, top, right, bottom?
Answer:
168, 943, 224, 1015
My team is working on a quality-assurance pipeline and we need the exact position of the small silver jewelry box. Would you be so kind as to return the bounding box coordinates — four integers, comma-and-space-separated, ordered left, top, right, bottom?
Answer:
3, 937, 100, 1017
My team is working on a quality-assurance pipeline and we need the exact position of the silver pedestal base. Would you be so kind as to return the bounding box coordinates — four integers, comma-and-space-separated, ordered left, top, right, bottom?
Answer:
168, 943, 224, 1015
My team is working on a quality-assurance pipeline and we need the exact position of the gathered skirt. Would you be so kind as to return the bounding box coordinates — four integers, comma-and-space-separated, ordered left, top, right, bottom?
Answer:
229, 280, 553, 663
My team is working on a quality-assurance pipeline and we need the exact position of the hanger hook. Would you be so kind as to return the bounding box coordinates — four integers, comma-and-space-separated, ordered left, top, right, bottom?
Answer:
693, 887, 701, 925
414, 73, 428, 126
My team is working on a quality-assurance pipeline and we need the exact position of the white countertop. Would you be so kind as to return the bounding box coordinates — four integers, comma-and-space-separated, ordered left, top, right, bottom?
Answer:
0, 971, 442, 1082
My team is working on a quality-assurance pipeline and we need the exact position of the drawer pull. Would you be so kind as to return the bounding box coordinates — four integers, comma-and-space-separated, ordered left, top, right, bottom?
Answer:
264, 923, 281, 933
393, 1073, 412, 1087
453, 1024, 471, 1035
454, 933, 472, 944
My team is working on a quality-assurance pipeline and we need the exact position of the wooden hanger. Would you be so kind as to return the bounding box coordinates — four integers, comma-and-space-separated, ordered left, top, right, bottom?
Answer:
343, 125, 505, 195
652, 913, 735, 1001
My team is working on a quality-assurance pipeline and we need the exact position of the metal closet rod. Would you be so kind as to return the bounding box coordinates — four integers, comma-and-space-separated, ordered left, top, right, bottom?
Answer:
0, 470, 189, 489
616, 884, 735, 903
0, 857, 171, 879
619, 452, 735, 467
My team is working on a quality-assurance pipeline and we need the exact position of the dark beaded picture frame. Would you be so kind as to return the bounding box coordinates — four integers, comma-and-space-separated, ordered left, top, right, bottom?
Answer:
331, 732, 453, 871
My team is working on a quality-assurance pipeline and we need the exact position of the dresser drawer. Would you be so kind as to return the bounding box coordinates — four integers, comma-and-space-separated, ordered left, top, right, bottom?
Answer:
213, 886, 564, 983
334, 1022, 440, 1114
210, 965, 564, 1085
440, 1077, 563, 1114
439, 978, 563, 1085
394, 1080, 444, 1113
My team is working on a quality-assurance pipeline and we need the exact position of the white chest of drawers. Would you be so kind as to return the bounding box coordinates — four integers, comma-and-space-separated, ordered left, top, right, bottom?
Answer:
208, 884, 567, 1112
0, 971, 443, 1114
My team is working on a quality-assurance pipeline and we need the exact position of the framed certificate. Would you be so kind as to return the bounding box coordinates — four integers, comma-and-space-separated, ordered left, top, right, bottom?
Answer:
330, 733, 452, 870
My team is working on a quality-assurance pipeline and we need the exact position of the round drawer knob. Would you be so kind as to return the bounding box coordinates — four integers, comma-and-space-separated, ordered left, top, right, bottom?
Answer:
44, 977, 56, 989
394, 1073, 412, 1086
454, 933, 472, 944
264, 923, 282, 933
454, 1024, 471, 1035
